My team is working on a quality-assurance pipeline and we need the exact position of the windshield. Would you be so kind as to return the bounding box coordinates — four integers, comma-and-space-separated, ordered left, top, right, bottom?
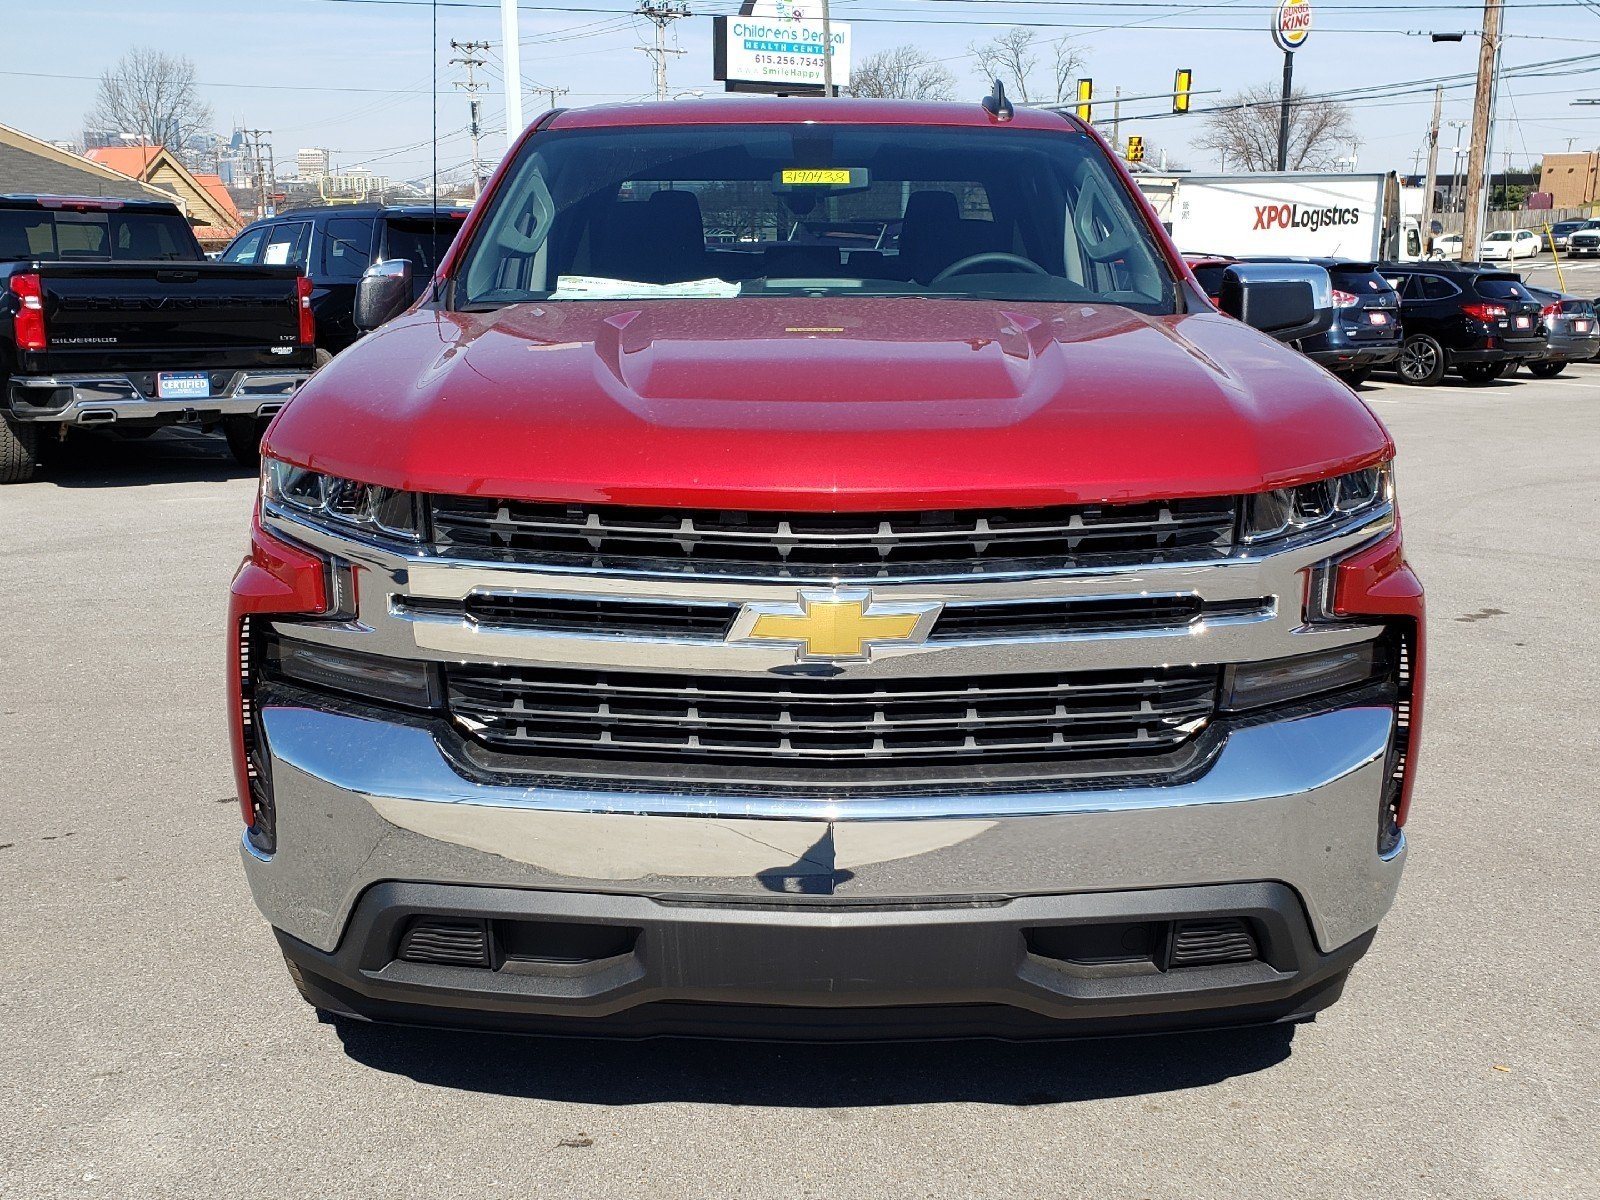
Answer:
453, 123, 1175, 312
383, 215, 465, 274
0, 208, 202, 262
1485, 232, 1514, 242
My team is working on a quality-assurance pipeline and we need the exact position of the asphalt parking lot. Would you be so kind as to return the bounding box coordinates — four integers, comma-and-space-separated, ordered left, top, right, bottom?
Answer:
2, 366, 1596, 1199
1486, 252, 1600, 295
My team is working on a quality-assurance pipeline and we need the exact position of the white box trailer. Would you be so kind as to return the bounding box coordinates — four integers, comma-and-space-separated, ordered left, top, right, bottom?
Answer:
1140, 172, 1424, 262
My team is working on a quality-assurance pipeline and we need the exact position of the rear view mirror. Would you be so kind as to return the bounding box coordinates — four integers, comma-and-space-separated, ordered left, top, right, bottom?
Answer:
1218, 263, 1334, 343
354, 259, 415, 332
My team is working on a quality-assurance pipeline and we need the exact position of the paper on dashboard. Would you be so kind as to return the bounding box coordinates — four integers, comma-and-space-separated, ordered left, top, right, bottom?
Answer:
551, 276, 742, 300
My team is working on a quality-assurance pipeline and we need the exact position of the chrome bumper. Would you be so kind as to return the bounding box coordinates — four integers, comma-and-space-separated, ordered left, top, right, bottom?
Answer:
7, 370, 309, 425
241, 701, 1405, 957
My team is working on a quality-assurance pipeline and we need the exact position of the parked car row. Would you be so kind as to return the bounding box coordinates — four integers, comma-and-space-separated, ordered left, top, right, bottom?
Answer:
1187, 252, 1600, 387
1427, 220, 1600, 262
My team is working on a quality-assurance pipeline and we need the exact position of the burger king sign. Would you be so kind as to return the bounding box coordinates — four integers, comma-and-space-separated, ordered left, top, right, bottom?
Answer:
1273, 0, 1313, 53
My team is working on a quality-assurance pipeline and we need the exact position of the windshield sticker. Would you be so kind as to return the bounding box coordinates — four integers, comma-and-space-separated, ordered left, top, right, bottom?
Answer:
781, 169, 853, 186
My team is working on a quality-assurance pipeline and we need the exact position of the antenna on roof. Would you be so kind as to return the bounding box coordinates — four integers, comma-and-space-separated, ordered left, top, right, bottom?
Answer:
982, 78, 1014, 124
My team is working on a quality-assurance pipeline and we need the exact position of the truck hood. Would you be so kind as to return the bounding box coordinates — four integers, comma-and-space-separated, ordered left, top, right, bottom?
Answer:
267, 298, 1392, 509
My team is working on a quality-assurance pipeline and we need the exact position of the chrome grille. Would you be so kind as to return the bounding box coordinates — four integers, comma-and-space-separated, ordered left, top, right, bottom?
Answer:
445, 664, 1221, 767
428, 496, 1240, 578
400, 593, 1271, 642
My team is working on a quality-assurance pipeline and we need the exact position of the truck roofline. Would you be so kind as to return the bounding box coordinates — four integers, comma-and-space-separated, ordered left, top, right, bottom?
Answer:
543, 96, 1086, 133
0, 194, 184, 214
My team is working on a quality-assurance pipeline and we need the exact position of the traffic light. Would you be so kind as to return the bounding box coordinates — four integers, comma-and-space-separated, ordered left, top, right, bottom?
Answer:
1173, 68, 1193, 114
1127, 135, 1146, 163
1076, 78, 1093, 123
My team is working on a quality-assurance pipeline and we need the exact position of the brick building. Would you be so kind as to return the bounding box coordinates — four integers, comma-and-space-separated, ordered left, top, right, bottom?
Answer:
1539, 152, 1600, 210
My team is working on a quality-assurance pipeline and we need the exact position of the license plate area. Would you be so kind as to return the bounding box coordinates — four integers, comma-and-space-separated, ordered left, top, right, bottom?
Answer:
1367, 311, 1391, 327
156, 371, 211, 400
1514, 316, 1532, 331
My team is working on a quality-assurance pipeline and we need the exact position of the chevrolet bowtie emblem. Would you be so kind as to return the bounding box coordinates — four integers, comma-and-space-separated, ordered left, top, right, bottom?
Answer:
727, 590, 943, 662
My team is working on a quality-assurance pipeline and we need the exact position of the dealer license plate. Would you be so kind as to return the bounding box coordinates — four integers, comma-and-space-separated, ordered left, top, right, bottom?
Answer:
1368, 312, 1390, 327
1575, 320, 1593, 334
1515, 316, 1532, 331
157, 371, 211, 400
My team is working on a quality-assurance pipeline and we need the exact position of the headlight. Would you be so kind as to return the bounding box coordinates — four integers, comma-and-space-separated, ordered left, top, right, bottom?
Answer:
1241, 463, 1391, 544
262, 457, 424, 541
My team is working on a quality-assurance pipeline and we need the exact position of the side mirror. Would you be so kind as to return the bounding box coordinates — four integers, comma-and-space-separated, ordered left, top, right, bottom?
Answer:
1217, 262, 1334, 343
354, 259, 414, 332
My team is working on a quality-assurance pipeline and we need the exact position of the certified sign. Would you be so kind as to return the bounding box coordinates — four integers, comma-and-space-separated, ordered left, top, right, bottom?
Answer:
1273, 0, 1313, 53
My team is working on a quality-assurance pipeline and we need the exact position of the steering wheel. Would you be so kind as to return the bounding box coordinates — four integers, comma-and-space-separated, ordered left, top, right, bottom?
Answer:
931, 253, 1049, 285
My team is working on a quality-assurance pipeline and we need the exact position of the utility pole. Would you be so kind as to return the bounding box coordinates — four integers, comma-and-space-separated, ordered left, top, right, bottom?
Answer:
1462, 0, 1504, 258
451, 40, 491, 196
1112, 86, 1122, 155
529, 82, 571, 110
240, 128, 273, 219
501, 0, 523, 149
636, 2, 690, 102
1421, 84, 1443, 249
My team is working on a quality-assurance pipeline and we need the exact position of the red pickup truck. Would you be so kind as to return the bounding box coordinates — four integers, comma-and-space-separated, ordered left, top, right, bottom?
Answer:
230, 95, 1424, 1039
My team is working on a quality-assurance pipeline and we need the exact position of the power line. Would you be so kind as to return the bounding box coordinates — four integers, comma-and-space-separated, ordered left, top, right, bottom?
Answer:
635, 2, 689, 102
527, 81, 572, 109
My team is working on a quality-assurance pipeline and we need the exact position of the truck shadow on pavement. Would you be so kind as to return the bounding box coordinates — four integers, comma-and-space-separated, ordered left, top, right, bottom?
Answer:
32, 428, 256, 487
331, 1022, 1295, 1106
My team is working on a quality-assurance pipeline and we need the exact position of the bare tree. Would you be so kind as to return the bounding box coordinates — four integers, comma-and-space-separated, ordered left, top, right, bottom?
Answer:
86, 47, 213, 157
851, 45, 958, 101
969, 29, 1084, 106
1194, 83, 1359, 172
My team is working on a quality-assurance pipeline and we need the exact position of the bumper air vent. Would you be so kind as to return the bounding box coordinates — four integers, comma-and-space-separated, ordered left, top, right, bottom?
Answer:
1168, 918, 1259, 968
1380, 628, 1415, 854
238, 616, 276, 855
398, 918, 492, 968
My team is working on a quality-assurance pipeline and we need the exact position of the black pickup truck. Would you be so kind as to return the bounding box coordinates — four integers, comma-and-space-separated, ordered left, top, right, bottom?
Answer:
0, 194, 316, 483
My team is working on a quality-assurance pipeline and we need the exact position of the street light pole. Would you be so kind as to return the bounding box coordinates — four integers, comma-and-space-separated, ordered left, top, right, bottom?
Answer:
502, 0, 524, 149
1276, 49, 1293, 171
820, 0, 836, 97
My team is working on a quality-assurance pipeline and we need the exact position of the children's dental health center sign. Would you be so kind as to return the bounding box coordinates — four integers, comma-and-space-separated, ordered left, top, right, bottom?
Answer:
714, 0, 852, 92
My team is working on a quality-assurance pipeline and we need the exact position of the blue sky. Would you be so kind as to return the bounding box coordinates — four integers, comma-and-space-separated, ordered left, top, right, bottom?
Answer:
3, 0, 1598, 184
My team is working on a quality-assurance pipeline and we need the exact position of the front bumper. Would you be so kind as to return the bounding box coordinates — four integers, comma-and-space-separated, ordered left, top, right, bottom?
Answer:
242, 699, 1405, 1030
6, 369, 309, 426
278, 880, 1375, 1039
